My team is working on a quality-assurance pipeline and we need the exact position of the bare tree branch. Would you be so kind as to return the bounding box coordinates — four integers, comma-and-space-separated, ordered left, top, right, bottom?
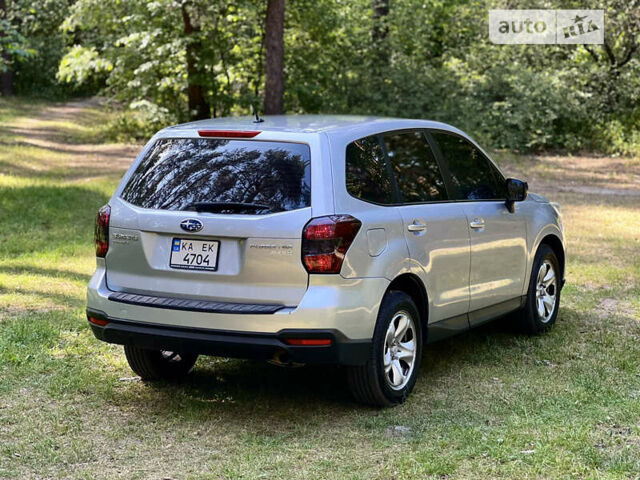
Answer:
602, 40, 617, 66
618, 41, 638, 68
583, 44, 600, 63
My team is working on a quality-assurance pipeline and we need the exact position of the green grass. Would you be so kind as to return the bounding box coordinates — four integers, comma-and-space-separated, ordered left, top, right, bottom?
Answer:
1, 98, 639, 479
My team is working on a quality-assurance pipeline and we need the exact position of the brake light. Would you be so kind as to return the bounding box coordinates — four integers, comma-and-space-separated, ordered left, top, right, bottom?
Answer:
95, 204, 110, 257
197, 130, 260, 138
302, 215, 362, 274
284, 338, 332, 346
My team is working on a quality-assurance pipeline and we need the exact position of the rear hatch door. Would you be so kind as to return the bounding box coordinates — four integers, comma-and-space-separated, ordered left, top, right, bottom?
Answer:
105, 135, 314, 307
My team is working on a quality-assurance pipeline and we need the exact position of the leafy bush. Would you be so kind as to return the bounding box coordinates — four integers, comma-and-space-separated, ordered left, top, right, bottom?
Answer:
103, 100, 174, 143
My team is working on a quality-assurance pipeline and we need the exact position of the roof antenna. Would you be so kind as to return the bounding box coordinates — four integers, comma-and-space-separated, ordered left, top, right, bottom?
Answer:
252, 105, 264, 123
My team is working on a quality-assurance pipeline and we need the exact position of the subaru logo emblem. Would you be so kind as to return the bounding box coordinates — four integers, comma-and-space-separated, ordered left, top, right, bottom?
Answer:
180, 219, 203, 233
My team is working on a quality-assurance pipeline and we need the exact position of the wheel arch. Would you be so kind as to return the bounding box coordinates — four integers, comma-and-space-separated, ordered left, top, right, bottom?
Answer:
538, 233, 565, 282
385, 273, 429, 344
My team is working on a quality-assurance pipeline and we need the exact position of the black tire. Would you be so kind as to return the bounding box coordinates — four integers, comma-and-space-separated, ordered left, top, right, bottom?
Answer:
346, 291, 423, 407
517, 244, 561, 334
124, 345, 198, 381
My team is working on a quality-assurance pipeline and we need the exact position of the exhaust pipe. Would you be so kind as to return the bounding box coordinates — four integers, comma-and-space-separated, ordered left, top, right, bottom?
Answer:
268, 349, 304, 368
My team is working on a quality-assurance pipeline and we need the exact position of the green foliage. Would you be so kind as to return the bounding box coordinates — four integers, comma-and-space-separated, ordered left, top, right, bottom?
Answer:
0, 18, 34, 72
58, 0, 265, 124
102, 100, 175, 142
57, 46, 112, 85
6, 0, 640, 154
2, 0, 86, 96
284, 0, 640, 154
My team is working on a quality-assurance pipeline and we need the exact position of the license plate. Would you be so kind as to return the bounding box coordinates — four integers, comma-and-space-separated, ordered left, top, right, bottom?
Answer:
170, 238, 219, 271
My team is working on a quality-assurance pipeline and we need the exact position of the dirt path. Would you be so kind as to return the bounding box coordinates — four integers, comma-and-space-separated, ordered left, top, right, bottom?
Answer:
1, 98, 140, 180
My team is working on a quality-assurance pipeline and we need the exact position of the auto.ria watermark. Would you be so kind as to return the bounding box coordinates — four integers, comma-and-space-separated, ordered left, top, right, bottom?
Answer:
489, 10, 604, 44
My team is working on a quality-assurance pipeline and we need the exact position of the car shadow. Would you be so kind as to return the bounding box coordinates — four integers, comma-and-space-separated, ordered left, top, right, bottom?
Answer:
113, 311, 567, 419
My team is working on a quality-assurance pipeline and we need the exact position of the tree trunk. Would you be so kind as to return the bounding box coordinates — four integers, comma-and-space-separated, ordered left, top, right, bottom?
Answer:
182, 3, 210, 120
1, 65, 13, 97
372, 0, 389, 43
372, 0, 390, 66
0, 0, 14, 96
264, 0, 285, 115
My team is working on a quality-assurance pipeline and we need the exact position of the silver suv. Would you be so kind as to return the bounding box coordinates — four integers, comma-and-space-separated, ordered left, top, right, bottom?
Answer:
87, 116, 565, 406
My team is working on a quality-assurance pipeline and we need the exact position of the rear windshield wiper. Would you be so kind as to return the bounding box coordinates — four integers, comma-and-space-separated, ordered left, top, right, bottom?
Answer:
187, 202, 273, 214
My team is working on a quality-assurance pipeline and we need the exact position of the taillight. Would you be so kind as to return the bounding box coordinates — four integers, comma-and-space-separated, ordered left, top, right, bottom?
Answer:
95, 204, 110, 257
302, 215, 362, 274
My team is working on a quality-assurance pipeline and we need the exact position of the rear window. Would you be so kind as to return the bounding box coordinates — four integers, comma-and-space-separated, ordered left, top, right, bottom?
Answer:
121, 138, 311, 214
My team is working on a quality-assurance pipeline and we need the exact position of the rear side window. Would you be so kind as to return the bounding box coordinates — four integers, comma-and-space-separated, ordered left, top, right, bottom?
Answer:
121, 138, 311, 213
430, 131, 506, 200
346, 135, 395, 204
383, 130, 447, 203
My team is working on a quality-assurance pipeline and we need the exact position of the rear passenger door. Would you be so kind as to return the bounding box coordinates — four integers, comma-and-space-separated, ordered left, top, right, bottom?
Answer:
429, 131, 527, 321
382, 130, 471, 325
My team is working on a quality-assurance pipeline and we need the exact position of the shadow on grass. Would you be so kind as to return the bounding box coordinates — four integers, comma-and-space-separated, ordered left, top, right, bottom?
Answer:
0, 184, 109, 257
0, 134, 136, 158
0, 264, 91, 283
0, 97, 115, 145
0, 97, 46, 122
7, 288, 87, 311
0, 161, 127, 182
103, 310, 574, 420
0, 153, 131, 181
1, 126, 108, 146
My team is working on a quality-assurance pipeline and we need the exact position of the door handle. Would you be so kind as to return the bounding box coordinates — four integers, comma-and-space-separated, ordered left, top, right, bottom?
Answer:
407, 222, 427, 232
469, 218, 485, 229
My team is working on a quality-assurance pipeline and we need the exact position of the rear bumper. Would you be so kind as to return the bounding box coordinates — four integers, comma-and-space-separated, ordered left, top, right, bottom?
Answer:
87, 261, 389, 340
87, 309, 371, 365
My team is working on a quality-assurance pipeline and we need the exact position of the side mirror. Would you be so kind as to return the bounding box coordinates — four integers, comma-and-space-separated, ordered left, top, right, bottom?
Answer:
505, 178, 528, 213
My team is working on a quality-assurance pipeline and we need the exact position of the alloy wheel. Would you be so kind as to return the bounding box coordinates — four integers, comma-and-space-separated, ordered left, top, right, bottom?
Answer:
535, 260, 557, 323
383, 311, 417, 390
